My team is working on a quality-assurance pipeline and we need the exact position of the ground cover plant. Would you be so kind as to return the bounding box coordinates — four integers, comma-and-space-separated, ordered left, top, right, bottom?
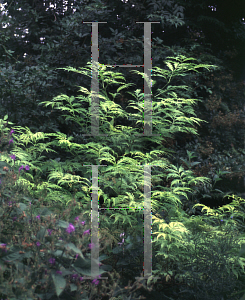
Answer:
1, 55, 245, 299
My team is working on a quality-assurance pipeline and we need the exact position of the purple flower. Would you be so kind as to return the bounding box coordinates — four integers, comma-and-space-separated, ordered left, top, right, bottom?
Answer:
66, 223, 75, 234
83, 229, 90, 236
19, 165, 30, 173
9, 129, 15, 135
88, 243, 95, 249
49, 258, 56, 264
92, 274, 101, 285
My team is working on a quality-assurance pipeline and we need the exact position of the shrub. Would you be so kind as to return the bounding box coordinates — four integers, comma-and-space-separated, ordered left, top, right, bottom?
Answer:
1, 56, 245, 300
